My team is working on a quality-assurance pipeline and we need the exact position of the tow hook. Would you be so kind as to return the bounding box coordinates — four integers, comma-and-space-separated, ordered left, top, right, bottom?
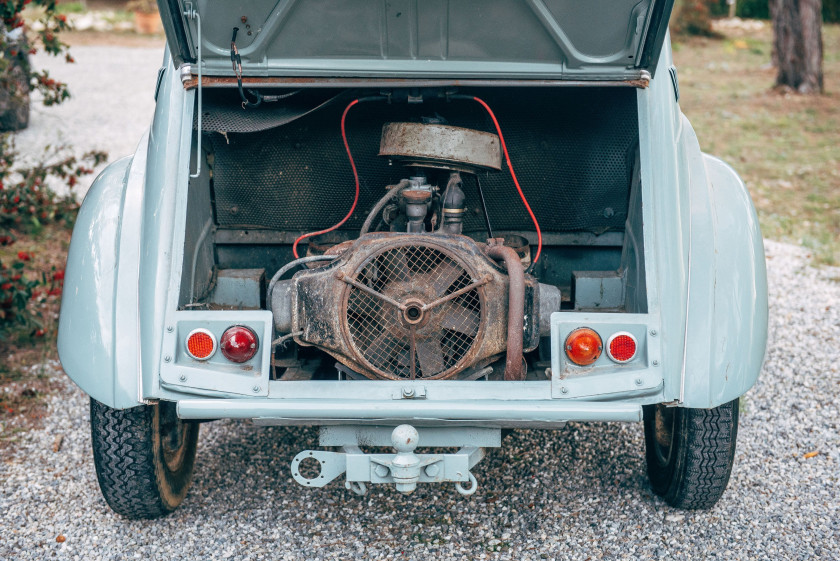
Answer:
290, 424, 484, 496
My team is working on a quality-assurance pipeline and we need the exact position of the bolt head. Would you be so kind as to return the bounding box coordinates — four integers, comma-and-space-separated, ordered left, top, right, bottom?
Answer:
424, 464, 440, 477
652, 360, 660, 367
164, 355, 172, 363
402, 387, 415, 398
166, 325, 174, 333
560, 386, 569, 394
635, 378, 643, 386
179, 374, 187, 382
375, 464, 390, 478
650, 329, 657, 336
252, 385, 261, 393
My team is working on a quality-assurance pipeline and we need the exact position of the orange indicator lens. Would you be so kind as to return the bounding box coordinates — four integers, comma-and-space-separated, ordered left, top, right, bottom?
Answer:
565, 328, 602, 366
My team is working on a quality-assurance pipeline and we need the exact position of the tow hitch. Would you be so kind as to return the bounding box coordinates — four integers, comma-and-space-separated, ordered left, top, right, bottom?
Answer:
291, 425, 492, 496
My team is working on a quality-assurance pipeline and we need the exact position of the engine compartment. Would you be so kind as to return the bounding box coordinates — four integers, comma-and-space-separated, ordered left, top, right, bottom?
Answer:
177, 86, 647, 382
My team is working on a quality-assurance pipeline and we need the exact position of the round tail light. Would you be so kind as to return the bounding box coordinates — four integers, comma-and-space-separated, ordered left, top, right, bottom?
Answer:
607, 332, 637, 363
565, 328, 602, 366
220, 326, 258, 363
186, 329, 216, 360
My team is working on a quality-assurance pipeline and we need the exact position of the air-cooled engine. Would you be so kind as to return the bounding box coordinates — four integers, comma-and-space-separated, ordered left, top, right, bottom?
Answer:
269, 120, 560, 381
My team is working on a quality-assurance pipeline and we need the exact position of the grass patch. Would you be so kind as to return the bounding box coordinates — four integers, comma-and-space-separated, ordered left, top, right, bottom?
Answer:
55, 2, 87, 14
674, 23, 840, 265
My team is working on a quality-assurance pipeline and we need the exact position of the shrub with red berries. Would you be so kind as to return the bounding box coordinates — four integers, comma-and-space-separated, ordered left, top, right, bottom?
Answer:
0, 135, 106, 232
0, 137, 104, 331
0, 2, 106, 335
1, 0, 73, 108
0, 255, 41, 328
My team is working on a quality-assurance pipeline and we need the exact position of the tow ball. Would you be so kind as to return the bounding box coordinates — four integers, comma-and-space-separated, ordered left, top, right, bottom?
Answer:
290, 425, 484, 496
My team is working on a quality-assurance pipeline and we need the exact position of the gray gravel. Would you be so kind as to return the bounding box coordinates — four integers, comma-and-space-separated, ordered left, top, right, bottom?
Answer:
1, 239, 838, 560
11, 45, 162, 195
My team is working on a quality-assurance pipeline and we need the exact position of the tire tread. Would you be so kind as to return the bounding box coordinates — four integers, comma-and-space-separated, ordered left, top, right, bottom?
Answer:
90, 399, 184, 519
674, 402, 738, 509
644, 398, 739, 510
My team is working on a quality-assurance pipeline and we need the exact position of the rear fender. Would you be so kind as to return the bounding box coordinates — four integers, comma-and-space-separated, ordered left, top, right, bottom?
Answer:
680, 115, 768, 408
57, 135, 148, 409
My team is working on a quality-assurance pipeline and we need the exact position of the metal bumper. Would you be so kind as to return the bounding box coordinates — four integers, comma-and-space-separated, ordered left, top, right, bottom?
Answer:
176, 398, 642, 426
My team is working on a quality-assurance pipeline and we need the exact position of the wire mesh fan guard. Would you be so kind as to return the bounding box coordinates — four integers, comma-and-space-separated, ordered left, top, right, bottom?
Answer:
342, 243, 485, 380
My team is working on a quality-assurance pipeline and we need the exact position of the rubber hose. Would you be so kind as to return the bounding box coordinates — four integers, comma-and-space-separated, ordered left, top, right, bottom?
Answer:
359, 179, 412, 236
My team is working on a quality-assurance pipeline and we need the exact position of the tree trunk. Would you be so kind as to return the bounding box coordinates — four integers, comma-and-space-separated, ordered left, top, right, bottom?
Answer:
771, 0, 824, 94
0, 28, 31, 132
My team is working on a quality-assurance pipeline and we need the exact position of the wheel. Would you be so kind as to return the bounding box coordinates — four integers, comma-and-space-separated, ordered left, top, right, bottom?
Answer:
642, 398, 739, 510
90, 398, 199, 519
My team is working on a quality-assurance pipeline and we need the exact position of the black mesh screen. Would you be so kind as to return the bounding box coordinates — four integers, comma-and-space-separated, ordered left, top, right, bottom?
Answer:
210, 87, 638, 234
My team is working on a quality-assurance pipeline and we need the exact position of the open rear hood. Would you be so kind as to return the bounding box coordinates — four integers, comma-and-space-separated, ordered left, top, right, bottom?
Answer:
160, 0, 674, 82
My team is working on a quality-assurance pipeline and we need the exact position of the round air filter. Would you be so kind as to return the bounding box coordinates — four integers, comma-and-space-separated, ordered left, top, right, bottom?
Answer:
379, 122, 502, 173
342, 243, 485, 380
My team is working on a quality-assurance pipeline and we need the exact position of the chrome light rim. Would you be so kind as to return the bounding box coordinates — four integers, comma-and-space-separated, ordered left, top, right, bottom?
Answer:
184, 328, 217, 360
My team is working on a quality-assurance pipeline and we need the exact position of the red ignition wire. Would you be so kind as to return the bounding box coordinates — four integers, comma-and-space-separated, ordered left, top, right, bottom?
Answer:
471, 96, 543, 266
292, 98, 361, 259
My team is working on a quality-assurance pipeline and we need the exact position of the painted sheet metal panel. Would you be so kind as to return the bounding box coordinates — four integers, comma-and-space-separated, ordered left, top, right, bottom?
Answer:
159, 0, 674, 80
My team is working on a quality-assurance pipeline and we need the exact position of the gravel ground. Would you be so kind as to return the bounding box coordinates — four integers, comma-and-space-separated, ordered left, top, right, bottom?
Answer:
11, 44, 162, 195
1, 239, 838, 560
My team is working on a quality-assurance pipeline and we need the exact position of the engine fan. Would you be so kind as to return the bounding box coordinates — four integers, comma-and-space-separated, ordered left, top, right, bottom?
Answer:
344, 244, 483, 380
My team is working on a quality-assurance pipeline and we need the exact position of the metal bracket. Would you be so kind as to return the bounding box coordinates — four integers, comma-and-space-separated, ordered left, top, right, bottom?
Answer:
183, 3, 202, 178
393, 386, 427, 400
290, 425, 485, 496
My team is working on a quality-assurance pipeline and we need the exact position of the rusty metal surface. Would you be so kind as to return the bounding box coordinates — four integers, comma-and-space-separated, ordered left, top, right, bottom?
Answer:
502, 235, 532, 268
290, 233, 530, 381
379, 123, 502, 173
182, 76, 650, 90
342, 245, 484, 380
485, 240, 526, 381
402, 189, 432, 203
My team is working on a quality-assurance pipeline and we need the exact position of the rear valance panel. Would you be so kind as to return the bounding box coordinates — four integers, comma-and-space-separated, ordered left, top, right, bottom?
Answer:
161, 0, 674, 80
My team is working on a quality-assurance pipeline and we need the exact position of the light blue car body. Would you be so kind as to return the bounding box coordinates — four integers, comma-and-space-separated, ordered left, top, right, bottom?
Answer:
57, 1, 767, 423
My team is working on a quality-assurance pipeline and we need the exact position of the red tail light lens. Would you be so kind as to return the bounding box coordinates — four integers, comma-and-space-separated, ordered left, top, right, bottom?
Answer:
186, 329, 216, 360
607, 332, 637, 363
565, 328, 602, 366
220, 326, 258, 363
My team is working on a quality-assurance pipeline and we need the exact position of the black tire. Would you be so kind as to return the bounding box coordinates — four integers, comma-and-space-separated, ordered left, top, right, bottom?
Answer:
642, 398, 739, 510
90, 398, 199, 519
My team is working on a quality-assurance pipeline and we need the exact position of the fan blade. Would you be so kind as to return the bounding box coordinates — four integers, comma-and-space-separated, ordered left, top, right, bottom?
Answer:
365, 329, 400, 363
348, 290, 382, 318
431, 259, 464, 296
383, 248, 412, 283
416, 338, 445, 375
440, 304, 480, 336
